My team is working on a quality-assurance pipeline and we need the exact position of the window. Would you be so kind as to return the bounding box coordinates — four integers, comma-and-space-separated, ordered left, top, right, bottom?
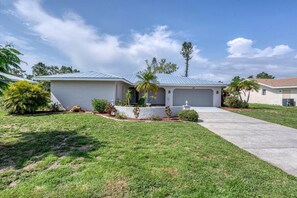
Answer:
262, 89, 266, 95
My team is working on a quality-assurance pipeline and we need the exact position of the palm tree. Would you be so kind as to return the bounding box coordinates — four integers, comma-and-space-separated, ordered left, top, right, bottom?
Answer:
240, 80, 260, 103
136, 66, 159, 104
0, 44, 23, 94
226, 76, 243, 101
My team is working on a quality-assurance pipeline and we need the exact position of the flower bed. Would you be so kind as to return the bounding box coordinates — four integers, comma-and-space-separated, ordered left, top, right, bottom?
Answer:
115, 106, 183, 119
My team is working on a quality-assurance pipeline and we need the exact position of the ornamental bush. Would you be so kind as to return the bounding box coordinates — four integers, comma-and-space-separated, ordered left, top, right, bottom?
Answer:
92, 99, 108, 113
2, 80, 49, 114
178, 110, 199, 122
223, 96, 249, 108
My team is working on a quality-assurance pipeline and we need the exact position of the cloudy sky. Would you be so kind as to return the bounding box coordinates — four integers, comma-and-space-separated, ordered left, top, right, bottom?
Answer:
1, 0, 296, 82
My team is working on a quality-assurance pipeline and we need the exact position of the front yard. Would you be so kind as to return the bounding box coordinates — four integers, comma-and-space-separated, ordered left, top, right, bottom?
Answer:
230, 104, 297, 129
1, 111, 297, 197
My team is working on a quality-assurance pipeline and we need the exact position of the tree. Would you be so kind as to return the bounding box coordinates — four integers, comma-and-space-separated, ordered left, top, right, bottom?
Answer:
240, 80, 260, 103
136, 66, 159, 104
226, 76, 260, 103
145, 57, 178, 74
180, 42, 193, 77
256, 72, 275, 79
31, 62, 80, 91
0, 44, 23, 94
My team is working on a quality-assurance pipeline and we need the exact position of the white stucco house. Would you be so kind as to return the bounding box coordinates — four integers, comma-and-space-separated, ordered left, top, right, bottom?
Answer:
36, 71, 226, 110
245, 77, 297, 106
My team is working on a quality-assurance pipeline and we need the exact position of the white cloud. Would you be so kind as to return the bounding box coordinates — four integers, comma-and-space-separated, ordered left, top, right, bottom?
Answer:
13, 0, 207, 75
227, 37, 293, 58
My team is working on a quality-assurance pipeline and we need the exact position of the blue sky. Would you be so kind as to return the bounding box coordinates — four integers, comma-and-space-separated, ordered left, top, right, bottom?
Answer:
1, 0, 296, 81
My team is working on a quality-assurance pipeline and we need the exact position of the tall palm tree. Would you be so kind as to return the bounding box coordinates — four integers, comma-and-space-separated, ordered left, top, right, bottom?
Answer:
240, 80, 260, 103
136, 66, 159, 104
0, 44, 23, 94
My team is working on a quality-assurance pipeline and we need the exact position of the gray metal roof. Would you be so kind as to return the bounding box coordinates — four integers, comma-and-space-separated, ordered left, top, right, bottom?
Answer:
36, 71, 122, 79
0, 72, 36, 83
35, 71, 226, 86
123, 73, 225, 86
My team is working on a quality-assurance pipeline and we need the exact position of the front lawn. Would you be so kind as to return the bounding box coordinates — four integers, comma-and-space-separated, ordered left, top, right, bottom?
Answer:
230, 103, 297, 129
1, 111, 297, 197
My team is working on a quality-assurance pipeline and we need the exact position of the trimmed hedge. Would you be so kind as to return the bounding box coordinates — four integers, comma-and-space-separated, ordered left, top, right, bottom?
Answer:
178, 110, 199, 122
92, 99, 108, 113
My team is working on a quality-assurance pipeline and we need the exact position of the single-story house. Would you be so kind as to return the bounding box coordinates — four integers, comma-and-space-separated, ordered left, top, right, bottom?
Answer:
36, 71, 226, 110
245, 77, 297, 106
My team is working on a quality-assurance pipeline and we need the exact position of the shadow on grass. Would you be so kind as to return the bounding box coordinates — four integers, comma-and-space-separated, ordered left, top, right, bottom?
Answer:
0, 128, 105, 169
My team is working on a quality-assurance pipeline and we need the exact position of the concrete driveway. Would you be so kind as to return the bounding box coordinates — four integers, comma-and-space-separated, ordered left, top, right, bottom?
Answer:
195, 107, 297, 177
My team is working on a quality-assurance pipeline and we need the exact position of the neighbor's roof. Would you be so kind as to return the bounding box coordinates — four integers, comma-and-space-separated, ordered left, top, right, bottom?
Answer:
123, 73, 225, 86
0, 72, 36, 83
253, 77, 297, 88
35, 71, 226, 87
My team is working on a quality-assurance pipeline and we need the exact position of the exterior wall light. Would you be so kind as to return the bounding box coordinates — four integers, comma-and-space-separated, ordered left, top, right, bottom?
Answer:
168, 90, 171, 94
216, 91, 219, 94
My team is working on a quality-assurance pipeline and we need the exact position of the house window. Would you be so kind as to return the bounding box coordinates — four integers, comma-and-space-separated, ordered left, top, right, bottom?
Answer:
262, 89, 266, 95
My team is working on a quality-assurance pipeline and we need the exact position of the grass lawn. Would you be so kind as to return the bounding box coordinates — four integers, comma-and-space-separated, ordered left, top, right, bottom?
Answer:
1, 111, 297, 197
230, 103, 297, 129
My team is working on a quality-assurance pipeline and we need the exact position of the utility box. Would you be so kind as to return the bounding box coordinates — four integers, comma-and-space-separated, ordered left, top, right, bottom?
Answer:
282, 98, 295, 106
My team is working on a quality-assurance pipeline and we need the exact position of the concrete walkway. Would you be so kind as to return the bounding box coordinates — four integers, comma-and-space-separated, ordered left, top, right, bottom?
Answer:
196, 108, 297, 177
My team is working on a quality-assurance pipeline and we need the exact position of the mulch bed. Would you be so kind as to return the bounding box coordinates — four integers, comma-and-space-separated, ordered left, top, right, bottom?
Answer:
97, 113, 181, 122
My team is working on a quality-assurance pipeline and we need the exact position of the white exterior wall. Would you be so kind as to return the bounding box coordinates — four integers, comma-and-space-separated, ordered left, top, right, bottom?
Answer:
163, 86, 222, 107
115, 106, 183, 119
245, 85, 283, 105
51, 81, 116, 110
292, 89, 297, 105
115, 81, 130, 101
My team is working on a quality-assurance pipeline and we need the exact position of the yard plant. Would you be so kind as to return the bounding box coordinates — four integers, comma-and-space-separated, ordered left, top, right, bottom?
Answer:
92, 99, 108, 113
178, 109, 199, 122
1, 80, 49, 114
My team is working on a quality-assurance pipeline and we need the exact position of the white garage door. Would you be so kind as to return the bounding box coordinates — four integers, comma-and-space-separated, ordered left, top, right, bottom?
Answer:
173, 89, 213, 106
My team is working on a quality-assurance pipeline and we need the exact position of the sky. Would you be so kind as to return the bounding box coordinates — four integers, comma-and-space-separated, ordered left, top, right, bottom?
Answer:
0, 0, 297, 82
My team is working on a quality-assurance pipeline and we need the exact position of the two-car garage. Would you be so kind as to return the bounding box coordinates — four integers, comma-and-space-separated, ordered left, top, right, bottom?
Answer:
173, 89, 214, 107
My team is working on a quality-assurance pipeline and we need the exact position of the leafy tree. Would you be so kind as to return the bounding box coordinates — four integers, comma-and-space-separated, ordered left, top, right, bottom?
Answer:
10, 67, 26, 78
145, 57, 178, 74
0, 44, 23, 94
31, 62, 80, 91
2, 80, 49, 114
240, 80, 260, 103
256, 72, 275, 79
125, 89, 132, 106
180, 42, 193, 77
136, 66, 159, 104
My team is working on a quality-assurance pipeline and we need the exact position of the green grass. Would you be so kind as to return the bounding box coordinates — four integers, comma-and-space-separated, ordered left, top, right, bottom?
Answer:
0, 111, 297, 197
230, 103, 297, 129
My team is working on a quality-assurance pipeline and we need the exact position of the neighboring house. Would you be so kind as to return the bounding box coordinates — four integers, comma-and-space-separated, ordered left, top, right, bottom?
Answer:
36, 71, 226, 110
246, 77, 297, 106
0, 72, 35, 84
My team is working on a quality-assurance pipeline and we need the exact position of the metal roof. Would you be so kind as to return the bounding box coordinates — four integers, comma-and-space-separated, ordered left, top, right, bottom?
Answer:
123, 73, 226, 86
35, 71, 226, 86
0, 72, 36, 83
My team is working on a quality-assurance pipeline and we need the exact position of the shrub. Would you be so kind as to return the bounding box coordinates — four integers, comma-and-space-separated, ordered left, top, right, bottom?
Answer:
50, 102, 61, 112
178, 110, 199, 122
133, 106, 140, 118
115, 112, 127, 119
116, 99, 127, 106
70, 105, 84, 112
137, 98, 145, 107
92, 99, 108, 113
105, 103, 116, 115
165, 106, 172, 118
224, 96, 249, 108
1, 81, 49, 114
150, 115, 161, 121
